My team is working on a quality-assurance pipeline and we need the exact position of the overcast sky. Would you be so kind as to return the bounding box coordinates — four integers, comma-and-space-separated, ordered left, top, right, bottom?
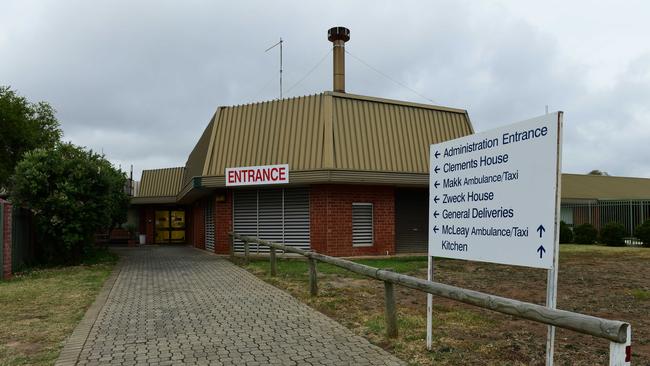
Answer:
2, 0, 649, 180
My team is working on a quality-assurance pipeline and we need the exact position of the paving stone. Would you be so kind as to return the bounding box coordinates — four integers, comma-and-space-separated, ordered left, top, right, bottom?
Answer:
63, 246, 405, 365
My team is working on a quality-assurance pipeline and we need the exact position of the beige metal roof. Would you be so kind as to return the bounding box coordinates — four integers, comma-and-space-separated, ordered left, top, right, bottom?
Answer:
562, 174, 650, 200
198, 91, 472, 178
331, 94, 471, 172
136, 167, 185, 198
183, 116, 215, 186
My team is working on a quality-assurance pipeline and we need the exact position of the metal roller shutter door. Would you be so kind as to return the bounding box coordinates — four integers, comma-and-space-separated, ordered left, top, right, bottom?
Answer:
233, 190, 258, 252
256, 189, 283, 253
283, 188, 310, 251
395, 189, 428, 253
233, 188, 310, 253
204, 201, 215, 252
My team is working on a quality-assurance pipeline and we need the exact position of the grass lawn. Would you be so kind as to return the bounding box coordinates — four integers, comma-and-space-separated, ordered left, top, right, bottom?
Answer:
239, 244, 650, 365
0, 251, 118, 366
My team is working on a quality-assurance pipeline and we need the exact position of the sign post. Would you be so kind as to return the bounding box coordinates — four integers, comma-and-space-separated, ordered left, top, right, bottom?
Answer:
427, 112, 563, 364
545, 112, 563, 365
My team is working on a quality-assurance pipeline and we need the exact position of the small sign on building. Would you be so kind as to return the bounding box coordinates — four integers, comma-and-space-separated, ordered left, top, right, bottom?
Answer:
225, 164, 289, 186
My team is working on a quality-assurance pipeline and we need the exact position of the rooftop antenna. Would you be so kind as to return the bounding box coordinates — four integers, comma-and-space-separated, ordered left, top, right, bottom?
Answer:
265, 38, 283, 99
545, 105, 549, 114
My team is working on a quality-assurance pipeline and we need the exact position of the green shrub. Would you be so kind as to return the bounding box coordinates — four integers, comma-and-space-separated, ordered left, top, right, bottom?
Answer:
634, 220, 650, 247
559, 221, 573, 243
573, 223, 597, 244
600, 222, 627, 246
10, 143, 129, 264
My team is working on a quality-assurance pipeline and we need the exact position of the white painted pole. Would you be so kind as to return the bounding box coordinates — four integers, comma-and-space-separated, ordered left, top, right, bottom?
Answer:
609, 325, 631, 366
545, 268, 557, 365
426, 256, 434, 350
545, 112, 564, 366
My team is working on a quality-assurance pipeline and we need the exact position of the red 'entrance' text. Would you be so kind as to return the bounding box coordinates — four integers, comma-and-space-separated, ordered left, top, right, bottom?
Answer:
226, 165, 288, 186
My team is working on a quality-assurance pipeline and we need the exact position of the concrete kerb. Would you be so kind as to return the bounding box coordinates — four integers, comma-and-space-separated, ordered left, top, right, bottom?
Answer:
55, 256, 124, 366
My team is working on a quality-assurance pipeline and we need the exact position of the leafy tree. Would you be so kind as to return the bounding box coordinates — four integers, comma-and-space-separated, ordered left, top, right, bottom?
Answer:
10, 143, 129, 263
0, 86, 62, 189
599, 222, 627, 247
587, 170, 609, 176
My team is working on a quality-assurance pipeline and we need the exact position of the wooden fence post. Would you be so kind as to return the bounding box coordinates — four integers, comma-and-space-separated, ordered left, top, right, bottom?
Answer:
270, 247, 277, 277
308, 257, 318, 296
384, 280, 398, 338
244, 240, 249, 264
230, 233, 632, 350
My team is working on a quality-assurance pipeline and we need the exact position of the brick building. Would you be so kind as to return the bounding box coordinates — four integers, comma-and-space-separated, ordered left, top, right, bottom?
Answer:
130, 27, 474, 256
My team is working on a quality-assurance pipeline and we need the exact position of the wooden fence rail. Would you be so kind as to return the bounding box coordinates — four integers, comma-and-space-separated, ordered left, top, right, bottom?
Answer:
229, 233, 631, 363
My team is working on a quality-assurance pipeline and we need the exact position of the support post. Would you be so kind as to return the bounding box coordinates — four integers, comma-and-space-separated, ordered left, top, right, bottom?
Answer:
426, 256, 434, 350
270, 247, 277, 277
384, 280, 398, 338
230, 238, 235, 261
546, 113, 563, 366
609, 325, 631, 366
545, 268, 558, 365
244, 240, 249, 265
308, 257, 318, 296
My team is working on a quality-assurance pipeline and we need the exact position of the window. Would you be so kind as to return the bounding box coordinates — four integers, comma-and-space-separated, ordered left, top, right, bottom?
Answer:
352, 203, 373, 247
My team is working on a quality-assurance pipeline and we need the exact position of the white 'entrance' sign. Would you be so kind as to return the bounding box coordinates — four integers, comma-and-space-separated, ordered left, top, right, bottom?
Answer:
226, 164, 289, 186
429, 113, 561, 269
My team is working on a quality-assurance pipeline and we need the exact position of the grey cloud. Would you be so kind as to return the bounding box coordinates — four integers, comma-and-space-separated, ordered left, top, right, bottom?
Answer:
1, 0, 648, 179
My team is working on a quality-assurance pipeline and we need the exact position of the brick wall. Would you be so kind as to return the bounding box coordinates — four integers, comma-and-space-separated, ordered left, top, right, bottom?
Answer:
310, 185, 395, 256
1, 200, 12, 279
215, 191, 232, 254
192, 201, 205, 250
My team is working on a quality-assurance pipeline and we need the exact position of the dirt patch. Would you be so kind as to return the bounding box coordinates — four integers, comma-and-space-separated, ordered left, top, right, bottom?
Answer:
327, 275, 374, 289
243, 246, 650, 365
5, 340, 43, 354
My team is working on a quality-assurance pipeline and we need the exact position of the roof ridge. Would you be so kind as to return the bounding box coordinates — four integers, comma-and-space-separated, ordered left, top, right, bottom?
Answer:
563, 173, 650, 180
223, 93, 325, 109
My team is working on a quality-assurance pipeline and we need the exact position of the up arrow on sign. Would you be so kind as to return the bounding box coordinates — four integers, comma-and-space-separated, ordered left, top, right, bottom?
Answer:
537, 225, 546, 238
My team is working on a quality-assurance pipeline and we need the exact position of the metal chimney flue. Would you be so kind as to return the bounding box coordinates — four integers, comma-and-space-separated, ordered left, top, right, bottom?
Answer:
328, 26, 350, 93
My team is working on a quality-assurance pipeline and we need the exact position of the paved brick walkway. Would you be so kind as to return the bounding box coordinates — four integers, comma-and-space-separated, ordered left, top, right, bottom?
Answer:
59, 246, 404, 366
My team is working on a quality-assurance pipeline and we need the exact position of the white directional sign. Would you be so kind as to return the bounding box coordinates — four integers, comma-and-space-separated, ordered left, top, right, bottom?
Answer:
429, 113, 562, 269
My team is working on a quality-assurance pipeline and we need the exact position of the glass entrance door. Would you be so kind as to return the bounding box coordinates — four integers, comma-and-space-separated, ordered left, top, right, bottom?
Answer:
155, 209, 186, 244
